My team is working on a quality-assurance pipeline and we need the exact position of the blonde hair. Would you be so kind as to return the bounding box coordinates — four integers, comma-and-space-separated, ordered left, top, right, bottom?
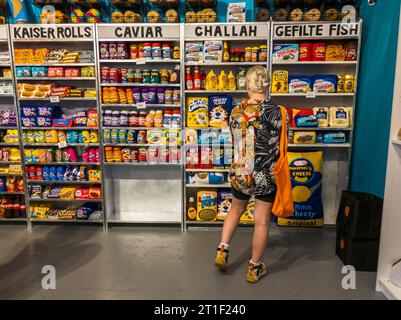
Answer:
245, 66, 270, 94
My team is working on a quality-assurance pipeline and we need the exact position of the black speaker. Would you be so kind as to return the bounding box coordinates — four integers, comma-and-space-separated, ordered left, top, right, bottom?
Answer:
336, 191, 383, 240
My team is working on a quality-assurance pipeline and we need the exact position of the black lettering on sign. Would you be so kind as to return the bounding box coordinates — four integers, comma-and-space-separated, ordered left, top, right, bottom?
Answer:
113, 26, 164, 39
13, 26, 92, 39
276, 23, 357, 38
193, 25, 259, 38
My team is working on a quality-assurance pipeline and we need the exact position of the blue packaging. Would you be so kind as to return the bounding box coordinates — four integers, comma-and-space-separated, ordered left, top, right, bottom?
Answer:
16, 66, 31, 78
208, 95, 233, 128
37, 106, 54, 117
288, 76, 312, 93
323, 132, 346, 144
0, 177, 6, 192
56, 166, 65, 181
78, 132, 83, 143
313, 75, 338, 93
71, 167, 80, 181
31, 67, 48, 77
21, 106, 37, 117
66, 131, 79, 144
21, 116, 37, 127
208, 173, 225, 185
36, 116, 52, 127
198, 130, 210, 144
212, 148, 224, 168
295, 114, 318, 128
43, 166, 50, 181
64, 166, 73, 181
49, 166, 57, 181
219, 131, 231, 144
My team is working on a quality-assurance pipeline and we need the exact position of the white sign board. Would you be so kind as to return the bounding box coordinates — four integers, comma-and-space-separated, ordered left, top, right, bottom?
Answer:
185, 23, 269, 40
98, 24, 180, 40
273, 22, 360, 40
0, 25, 8, 41
12, 24, 93, 41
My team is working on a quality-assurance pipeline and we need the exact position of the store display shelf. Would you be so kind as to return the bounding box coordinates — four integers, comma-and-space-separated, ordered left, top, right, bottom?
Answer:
272, 61, 358, 66
103, 143, 178, 147
186, 183, 231, 188
0, 173, 23, 177
104, 162, 182, 166
103, 126, 179, 130
23, 143, 99, 147
391, 139, 401, 146
17, 77, 96, 81
186, 221, 254, 226
0, 127, 17, 130
99, 59, 180, 64
0, 161, 21, 165
0, 77, 12, 81
15, 63, 95, 67
185, 90, 247, 94
186, 168, 230, 173
0, 218, 27, 222
271, 93, 354, 97
100, 83, 180, 87
0, 62, 11, 66
19, 97, 97, 101
0, 143, 19, 147
184, 144, 233, 148
288, 143, 351, 148
289, 127, 352, 131
25, 162, 100, 166
0, 94, 14, 98
185, 62, 267, 66
101, 104, 180, 108
185, 127, 229, 131
0, 192, 24, 195
31, 219, 103, 224
27, 180, 101, 185
28, 198, 103, 203
21, 127, 99, 131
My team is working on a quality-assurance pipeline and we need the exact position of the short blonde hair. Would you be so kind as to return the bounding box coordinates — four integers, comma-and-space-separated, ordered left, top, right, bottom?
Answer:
245, 66, 270, 94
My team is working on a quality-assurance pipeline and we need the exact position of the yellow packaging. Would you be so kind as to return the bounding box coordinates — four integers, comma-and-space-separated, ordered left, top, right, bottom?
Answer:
167, 130, 180, 145
57, 131, 66, 143
4, 130, 19, 143
0, 167, 9, 174
218, 70, 228, 91
228, 70, 237, 91
186, 97, 209, 127
147, 129, 167, 145
24, 149, 32, 163
32, 206, 50, 220
344, 74, 355, 93
271, 70, 289, 93
89, 169, 101, 181
60, 188, 76, 200
293, 132, 316, 144
8, 164, 22, 174
240, 198, 255, 222
82, 131, 91, 144
45, 130, 58, 143
329, 107, 350, 128
35, 130, 45, 143
196, 189, 217, 221
205, 69, 219, 91
185, 129, 198, 144
90, 131, 99, 143
9, 148, 21, 162
313, 107, 329, 127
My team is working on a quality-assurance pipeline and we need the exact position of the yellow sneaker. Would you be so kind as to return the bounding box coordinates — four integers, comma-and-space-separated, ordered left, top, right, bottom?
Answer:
214, 246, 229, 271
246, 262, 268, 283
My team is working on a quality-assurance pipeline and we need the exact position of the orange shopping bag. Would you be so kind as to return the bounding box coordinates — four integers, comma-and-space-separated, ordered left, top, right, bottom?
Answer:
272, 106, 294, 217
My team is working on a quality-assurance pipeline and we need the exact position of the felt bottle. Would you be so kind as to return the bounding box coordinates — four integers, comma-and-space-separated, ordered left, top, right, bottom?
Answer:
218, 70, 228, 91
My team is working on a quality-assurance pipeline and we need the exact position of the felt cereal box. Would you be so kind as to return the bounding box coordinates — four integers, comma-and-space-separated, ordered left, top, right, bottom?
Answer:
208, 95, 233, 128
187, 97, 209, 128
197, 189, 217, 221
271, 70, 289, 93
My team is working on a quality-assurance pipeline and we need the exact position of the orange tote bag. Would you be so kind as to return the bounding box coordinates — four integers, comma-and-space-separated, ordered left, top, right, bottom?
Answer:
272, 107, 294, 218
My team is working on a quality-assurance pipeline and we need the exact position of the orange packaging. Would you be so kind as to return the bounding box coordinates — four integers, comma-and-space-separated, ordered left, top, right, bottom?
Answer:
113, 147, 123, 162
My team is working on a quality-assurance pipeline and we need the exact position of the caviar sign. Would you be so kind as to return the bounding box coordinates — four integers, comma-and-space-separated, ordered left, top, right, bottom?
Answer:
273, 22, 360, 39
185, 23, 269, 40
12, 25, 93, 40
98, 24, 180, 40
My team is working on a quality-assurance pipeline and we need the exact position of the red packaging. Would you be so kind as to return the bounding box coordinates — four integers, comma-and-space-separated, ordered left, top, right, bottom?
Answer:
48, 67, 64, 77
101, 67, 110, 83
313, 42, 326, 61
109, 68, 120, 83
0, 148, 3, 162
200, 147, 212, 169
299, 43, 312, 61
120, 69, 127, 83
147, 147, 159, 163
35, 167, 43, 180
65, 68, 81, 78
28, 166, 36, 180
137, 130, 147, 144
129, 111, 139, 127
138, 148, 147, 162
131, 150, 138, 162
169, 147, 180, 164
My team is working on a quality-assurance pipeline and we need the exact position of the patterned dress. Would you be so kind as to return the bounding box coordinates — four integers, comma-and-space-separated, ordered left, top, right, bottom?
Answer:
229, 99, 286, 197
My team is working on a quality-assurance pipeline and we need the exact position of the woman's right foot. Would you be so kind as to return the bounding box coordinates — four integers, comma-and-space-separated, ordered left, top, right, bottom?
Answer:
214, 246, 229, 271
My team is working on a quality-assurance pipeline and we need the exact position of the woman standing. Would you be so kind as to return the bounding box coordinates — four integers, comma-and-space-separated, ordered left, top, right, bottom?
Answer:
214, 66, 288, 283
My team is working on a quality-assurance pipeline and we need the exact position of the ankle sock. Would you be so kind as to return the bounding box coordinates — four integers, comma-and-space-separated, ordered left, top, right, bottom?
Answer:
250, 259, 261, 267
219, 243, 230, 250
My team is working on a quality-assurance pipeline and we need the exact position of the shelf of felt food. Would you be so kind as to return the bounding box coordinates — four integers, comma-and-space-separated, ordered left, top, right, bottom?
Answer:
101, 103, 180, 108
99, 59, 180, 64
15, 63, 96, 67
16, 77, 96, 81
101, 83, 180, 87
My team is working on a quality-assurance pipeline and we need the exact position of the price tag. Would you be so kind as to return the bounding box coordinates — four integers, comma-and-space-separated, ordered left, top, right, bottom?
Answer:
137, 102, 146, 109
58, 141, 67, 149
50, 95, 60, 103
306, 91, 316, 99
136, 58, 146, 65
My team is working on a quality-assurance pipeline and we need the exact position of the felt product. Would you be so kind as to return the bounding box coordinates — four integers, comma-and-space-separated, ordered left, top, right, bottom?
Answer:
313, 75, 338, 93
187, 97, 209, 128
288, 76, 312, 93
277, 152, 324, 227
196, 189, 218, 222
71, 9, 85, 23
272, 70, 289, 93
272, 44, 299, 63
208, 95, 233, 129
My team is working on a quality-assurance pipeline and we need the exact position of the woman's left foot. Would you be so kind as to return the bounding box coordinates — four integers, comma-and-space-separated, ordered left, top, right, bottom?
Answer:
246, 262, 268, 283
214, 246, 229, 271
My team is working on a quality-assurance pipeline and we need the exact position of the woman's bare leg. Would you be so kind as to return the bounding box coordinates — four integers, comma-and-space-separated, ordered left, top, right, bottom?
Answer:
251, 199, 273, 263
220, 197, 249, 245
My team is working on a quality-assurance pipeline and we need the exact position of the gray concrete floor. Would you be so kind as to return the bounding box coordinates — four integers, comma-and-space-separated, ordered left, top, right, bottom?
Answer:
0, 224, 385, 300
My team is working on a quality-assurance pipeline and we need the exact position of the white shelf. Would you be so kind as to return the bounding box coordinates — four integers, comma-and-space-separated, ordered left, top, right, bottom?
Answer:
23, 143, 99, 147
31, 219, 103, 224
185, 144, 233, 147
272, 61, 358, 66
271, 93, 354, 97
289, 143, 351, 148
0, 94, 14, 97
185, 90, 247, 94
19, 97, 97, 101
185, 62, 267, 66
25, 162, 100, 166
27, 180, 101, 185
17, 77, 95, 81
0, 77, 12, 80
103, 126, 178, 130
101, 83, 180, 87
101, 104, 180, 108
21, 127, 99, 131
104, 162, 181, 166
378, 279, 401, 300
0, 143, 19, 147
28, 198, 102, 203
0, 126, 17, 130
103, 143, 177, 147
15, 63, 95, 67
0, 218, 27, 222
289, 127, 352, 131
186, 183, 231, 188
186, 168, 230, 173
99, 59, 180, 64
